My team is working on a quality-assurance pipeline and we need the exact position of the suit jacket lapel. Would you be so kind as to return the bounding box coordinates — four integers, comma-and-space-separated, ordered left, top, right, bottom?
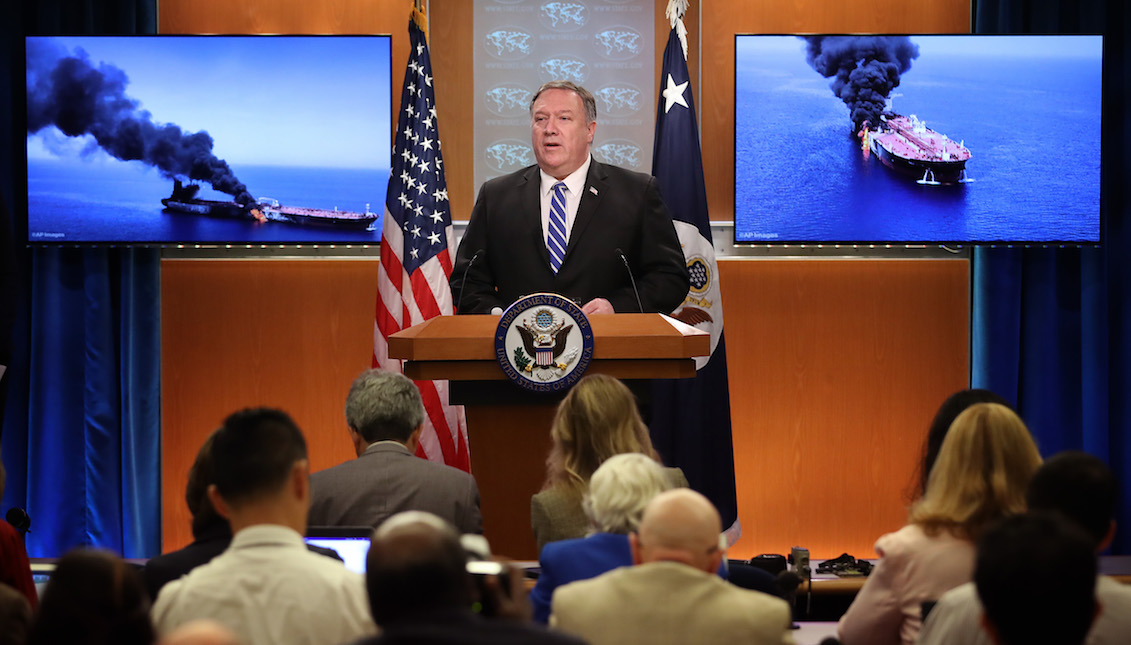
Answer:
563, 160, 606, 267
518, 165, 550, 269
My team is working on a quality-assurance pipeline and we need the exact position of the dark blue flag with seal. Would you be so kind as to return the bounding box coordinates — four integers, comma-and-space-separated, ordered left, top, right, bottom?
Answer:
649, 14, 740, 541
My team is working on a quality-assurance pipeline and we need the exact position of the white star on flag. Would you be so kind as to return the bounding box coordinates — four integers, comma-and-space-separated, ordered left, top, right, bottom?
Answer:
663, 74, 689, 113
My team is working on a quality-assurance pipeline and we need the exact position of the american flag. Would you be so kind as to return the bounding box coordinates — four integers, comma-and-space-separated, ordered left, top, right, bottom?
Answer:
374, 14, 470, 472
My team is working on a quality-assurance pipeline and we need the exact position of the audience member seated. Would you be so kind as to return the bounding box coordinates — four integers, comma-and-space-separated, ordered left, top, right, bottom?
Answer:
918, 451, 1131, 645
530, 453, 672, 623
550, 489, 794, 645
27, 548, 154, 645
357, 511, 585, 645
142, 432, 230, 601
975, 513, 1098, 645
152, 408, 376, 645
912, 388, 1011, 499
0, 457, 36, 609
308, 370, 481, 534
0, 582, 31, 645
532, 374, 685, 552
143, 428, 343, 602
836, 403, 1041, 645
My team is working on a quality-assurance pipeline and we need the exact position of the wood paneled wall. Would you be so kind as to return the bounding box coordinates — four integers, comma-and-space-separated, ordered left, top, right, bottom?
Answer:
160, 260, 380, 548
161, 257, 969, 556
720, 259, 969, 558
156, 0, 974, 558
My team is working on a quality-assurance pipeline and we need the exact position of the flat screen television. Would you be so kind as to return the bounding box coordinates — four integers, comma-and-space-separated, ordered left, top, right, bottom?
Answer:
734, 34, 1103, 245
25, 35, 392, 245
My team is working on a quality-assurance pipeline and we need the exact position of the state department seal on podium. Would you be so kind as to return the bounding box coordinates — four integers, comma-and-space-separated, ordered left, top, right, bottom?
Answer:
495, 293, 595, 393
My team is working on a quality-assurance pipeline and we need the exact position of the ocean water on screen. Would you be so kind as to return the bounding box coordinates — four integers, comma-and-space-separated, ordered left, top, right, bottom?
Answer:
27, 158, 390, 244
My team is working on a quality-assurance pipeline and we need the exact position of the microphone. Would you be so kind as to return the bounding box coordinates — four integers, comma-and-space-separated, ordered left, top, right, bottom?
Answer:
615, 248, 643, 313
5, 507, 31, 536
456, 249, 484, 315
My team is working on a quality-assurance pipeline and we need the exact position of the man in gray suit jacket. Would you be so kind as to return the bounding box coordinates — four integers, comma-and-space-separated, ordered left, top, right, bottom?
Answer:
307, 370, 482, 534
550, 489, 794, 645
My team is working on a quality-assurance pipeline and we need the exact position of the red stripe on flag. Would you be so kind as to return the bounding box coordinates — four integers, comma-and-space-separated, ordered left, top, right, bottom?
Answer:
415, 379, 463, 468
409, 270, 442, 320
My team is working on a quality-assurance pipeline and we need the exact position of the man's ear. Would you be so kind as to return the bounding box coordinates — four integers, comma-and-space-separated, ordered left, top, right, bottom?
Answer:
207, 484, 231, 520
979, 611, 1002, 645
348, 427, 367, 456
404, 426, 423, 454
706, 548, 725, 575
293, 459, 310, 501
1098, 520, 1116, 553
629, 532, 643, 565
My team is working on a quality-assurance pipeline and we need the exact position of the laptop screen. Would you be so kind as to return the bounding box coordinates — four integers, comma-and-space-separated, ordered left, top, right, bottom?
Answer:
305, 527, 372, 574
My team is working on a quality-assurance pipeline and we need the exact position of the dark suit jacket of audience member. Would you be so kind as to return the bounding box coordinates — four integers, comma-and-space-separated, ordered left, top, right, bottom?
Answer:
531, 466, 687, 553
142, 525, 343, 602
357, 609, 587, 645
531, 532, 632, 624
142, 523, 230, 602
308, 442, 482, 534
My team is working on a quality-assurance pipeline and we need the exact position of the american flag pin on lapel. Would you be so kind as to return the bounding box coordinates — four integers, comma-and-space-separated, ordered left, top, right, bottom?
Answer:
589, 186, 598, 196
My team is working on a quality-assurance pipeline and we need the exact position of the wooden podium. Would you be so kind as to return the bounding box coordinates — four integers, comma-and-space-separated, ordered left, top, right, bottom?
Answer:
388, 313, 709, 559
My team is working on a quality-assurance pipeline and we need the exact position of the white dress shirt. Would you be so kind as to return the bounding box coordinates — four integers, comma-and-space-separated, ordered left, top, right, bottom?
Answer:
917, 576, 1131, 645
152, 524, 376, 645
539, 155, 592, 253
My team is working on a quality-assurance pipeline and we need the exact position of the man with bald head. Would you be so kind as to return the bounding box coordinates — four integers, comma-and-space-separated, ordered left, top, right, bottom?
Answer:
550, 489, 794, 645
357, 511, 584, 645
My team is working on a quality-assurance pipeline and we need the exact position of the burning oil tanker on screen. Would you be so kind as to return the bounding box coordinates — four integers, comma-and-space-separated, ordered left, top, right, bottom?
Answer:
803, 35, 972, 185
162, 180, 377, 229
27, 41, 377, 229
860, 111, 972, 185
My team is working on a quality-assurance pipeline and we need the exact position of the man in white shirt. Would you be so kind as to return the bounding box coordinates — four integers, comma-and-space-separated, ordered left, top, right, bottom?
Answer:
917, 451, 1131, 645
152, 408, 376, 645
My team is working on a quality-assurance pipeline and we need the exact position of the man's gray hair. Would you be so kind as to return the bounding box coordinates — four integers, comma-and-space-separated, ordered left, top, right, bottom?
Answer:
583, 452, 672, 534
530, 80, 597, 124
345, 369, 425, 444
374, 510, 455, 540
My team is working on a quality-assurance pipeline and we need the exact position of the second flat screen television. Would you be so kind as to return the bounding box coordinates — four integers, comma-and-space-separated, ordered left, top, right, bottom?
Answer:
26, 35, 393, 245
734, 35, 1103, 244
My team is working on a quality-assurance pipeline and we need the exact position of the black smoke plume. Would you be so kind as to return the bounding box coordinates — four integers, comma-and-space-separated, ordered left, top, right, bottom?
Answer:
26, 40, 255, 206
802, 36, 919, 132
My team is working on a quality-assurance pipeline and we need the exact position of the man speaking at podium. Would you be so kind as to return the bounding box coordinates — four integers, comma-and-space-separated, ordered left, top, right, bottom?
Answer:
451, 81, 689, 316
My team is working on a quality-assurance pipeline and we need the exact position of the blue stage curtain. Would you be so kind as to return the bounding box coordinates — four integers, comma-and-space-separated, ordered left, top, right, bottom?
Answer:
0, 0, 161, 558
20, 249, 162, 558
971, 0, 1131, 553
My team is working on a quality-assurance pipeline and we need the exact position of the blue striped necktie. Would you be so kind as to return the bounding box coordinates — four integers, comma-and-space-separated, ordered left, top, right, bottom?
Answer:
547, 182, 567, 273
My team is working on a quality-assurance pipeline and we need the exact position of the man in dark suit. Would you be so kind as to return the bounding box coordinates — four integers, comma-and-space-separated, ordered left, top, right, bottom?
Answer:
359, 511, 585, 645
451, 80, 689, 315
307, 370, 482, 534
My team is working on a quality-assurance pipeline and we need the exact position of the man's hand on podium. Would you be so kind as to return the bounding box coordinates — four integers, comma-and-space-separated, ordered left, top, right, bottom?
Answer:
581, 298, 614, 315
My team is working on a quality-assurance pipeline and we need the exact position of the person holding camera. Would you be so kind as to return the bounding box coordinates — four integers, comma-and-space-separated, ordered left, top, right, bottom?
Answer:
361, 511, 585, 645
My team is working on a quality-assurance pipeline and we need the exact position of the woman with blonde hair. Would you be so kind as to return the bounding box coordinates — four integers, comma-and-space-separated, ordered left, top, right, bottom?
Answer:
530, 453, 672, 623
838, 403, 1042, 645
531, 374, 685, 552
